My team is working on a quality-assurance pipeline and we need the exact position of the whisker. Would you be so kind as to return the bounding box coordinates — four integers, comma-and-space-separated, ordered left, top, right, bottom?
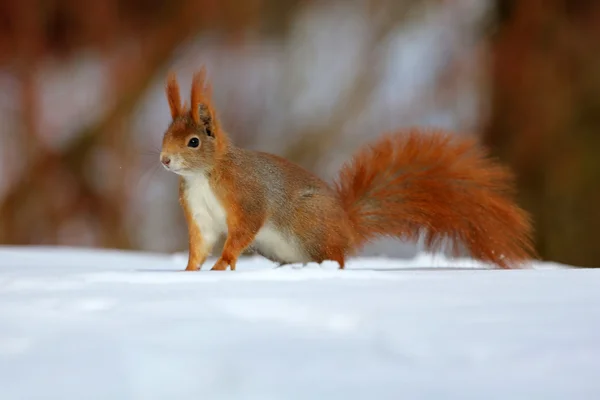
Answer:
139, 151, 160, 156
137, 150, 161, 158
136, 144, 162, 157
133, 162, 162, 195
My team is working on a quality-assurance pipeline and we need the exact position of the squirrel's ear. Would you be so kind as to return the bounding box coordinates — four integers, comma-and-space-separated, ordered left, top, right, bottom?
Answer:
165, 71, 182, 120
190, 66, 229, 148
198, 104, 215, 137
190, 66, 208, 125
191, 67, 218, 135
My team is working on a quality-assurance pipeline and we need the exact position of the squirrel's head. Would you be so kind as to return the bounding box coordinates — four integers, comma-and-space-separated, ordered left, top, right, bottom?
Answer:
160, 67, 229, 175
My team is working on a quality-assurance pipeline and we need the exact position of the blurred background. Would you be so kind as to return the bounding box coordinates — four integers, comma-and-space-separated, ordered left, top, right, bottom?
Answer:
0, 0, 598, 267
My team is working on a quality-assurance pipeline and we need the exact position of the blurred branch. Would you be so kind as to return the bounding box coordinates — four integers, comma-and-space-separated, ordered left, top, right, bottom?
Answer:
0, 0, 314, 249
284, 0, 435, 168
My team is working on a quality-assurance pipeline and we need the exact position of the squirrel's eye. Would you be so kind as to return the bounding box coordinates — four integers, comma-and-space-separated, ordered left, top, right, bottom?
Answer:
187, 137, 200, 148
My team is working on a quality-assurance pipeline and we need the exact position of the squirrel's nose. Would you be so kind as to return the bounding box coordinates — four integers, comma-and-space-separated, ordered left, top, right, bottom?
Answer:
161, 155, 171, 166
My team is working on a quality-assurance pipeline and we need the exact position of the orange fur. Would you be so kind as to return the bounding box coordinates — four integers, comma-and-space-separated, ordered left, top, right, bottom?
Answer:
160, 67, 535, 271
334, 130, 536, 268
212, 199, 264, 271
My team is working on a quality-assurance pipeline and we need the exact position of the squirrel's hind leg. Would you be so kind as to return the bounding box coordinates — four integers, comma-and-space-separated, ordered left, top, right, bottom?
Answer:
313, 251, 346, 270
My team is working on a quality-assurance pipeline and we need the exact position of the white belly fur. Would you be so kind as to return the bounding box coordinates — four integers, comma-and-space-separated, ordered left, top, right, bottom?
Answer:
184, 174, 309, 264
184, 174, 227, 251
253, 223, 310, 264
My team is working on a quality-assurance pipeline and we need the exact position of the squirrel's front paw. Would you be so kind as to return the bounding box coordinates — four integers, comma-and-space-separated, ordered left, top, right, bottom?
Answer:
210, 259, 228, 271
184, 254, 207, 271
211, 257, 237, 271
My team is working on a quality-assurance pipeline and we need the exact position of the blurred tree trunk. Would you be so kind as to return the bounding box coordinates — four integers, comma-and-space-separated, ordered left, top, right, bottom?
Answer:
483, 0, 600, 267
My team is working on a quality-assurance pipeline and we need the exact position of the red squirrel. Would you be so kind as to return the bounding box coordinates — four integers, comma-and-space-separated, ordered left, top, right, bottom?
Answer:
160, 67, 535, 271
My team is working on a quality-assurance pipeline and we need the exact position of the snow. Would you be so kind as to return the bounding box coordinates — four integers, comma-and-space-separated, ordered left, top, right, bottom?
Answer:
0, 246, 599, 400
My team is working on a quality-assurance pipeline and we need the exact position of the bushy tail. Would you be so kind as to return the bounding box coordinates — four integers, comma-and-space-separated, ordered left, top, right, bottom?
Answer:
334, 129, 536, 269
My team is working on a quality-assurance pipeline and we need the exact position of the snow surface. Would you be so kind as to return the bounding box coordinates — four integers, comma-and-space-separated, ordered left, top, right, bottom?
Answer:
0, 246, 599, 400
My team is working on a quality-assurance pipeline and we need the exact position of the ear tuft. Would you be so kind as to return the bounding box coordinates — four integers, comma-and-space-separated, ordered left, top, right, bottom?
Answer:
190, 66, 209, 124
165, 71, 182, 119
